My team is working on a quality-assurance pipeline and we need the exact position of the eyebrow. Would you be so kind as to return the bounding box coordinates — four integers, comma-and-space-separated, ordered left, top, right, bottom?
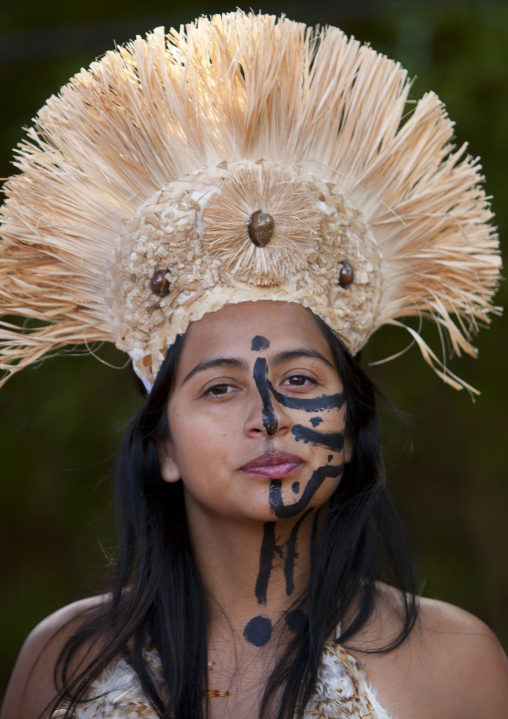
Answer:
181, 348, 334, 385
182, 357, 247, 385
272, 349, 334, 370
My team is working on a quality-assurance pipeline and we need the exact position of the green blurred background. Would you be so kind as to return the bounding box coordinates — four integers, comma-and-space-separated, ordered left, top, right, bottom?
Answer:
1, 0, 507, 697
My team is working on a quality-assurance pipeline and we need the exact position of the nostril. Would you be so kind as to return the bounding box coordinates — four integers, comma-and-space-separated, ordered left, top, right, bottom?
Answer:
264, 417, 278, 436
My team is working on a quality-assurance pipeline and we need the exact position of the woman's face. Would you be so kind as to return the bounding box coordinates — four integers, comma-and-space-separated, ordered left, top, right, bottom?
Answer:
158, 301, 352, 527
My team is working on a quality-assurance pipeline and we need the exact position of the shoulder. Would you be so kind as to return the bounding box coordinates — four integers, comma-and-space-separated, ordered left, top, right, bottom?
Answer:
0, 595, 108, 719
351, 588, 508, 719
413, 596, 508, 715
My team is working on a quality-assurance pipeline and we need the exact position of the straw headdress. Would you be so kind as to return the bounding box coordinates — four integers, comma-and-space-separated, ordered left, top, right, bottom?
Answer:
0, 11, 501, 392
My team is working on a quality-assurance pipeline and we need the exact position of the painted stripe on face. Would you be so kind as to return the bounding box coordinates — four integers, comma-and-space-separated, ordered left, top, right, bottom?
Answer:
268, 384, 345, 412
254, 508, 313, 604
253, 356, 278, 436
252, 361, 344, 437
291, 425, 345, 453
269, 462, 344, 519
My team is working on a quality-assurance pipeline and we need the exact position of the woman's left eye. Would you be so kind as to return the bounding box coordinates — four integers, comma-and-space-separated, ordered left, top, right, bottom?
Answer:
283, 374, 316, 388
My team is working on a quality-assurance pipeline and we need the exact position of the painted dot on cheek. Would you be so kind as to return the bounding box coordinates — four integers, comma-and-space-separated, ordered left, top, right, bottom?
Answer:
243, 616, 273, 647
291, 481, 300, 494
310, 417, 323, 427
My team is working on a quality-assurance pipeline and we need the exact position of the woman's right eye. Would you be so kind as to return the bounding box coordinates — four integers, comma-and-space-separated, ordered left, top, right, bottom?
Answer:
204, 383, 234, 397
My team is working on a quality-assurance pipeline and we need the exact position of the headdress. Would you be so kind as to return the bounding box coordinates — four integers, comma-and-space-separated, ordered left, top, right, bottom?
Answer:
0, 11, 501, 393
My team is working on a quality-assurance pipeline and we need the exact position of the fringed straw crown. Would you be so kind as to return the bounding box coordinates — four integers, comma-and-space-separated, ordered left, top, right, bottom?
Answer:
0, 11, 501, 392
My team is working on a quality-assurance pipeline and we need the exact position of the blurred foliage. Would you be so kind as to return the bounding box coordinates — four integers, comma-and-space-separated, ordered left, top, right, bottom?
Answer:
1, 0, 507, 698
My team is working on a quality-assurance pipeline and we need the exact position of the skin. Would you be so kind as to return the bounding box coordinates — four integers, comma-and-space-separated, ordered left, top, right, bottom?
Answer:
158, 301, 351, 653
2, 301, 508, 719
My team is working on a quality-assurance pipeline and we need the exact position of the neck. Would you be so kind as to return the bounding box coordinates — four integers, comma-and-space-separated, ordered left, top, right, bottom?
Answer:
187, 507, 320, 650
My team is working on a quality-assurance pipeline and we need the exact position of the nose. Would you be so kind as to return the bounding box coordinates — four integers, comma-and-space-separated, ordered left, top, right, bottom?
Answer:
244, 357, 291, 437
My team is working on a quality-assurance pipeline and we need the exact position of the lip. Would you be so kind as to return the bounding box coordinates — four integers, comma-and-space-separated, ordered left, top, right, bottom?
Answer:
240, 451, 304, 479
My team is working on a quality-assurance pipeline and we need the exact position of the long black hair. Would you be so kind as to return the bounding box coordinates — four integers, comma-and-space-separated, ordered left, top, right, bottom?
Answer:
50, 308, 417, 719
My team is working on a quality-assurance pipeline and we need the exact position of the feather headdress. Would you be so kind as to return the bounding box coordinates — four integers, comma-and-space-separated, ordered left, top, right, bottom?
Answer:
0, 11, 501, 391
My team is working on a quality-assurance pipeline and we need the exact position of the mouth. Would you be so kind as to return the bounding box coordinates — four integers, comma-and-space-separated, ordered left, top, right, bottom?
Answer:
240, 450, 304, 479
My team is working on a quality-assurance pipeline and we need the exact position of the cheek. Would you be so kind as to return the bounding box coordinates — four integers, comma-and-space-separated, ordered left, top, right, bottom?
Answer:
168, 409, 232, 485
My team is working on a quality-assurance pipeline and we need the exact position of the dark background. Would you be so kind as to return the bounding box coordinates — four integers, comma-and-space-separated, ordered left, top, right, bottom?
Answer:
1, 0, 507, 698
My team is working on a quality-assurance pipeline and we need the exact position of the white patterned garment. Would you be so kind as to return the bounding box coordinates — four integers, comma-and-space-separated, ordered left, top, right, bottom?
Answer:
51, 642, 392, 719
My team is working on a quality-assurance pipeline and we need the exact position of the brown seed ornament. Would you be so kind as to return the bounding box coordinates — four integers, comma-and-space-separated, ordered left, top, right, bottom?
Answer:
150, 269, 171, 297
338, 261, 354, 287
248, 210, 275, 246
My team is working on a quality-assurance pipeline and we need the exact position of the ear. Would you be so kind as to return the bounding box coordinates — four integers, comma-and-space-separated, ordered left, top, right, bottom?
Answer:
156, 439, 181, 483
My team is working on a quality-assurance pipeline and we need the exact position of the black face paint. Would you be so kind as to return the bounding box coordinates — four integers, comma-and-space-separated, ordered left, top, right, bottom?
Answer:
253, 357, 278, 436
251, 335, 270, 351
246, 509, 313, 646
291, 425, 345, 453
254, 522, 279, 605
254, 510, 311, 602
243, 616, 273, 647
250, 338, 344, 437
244, 335, 346, 647
269, 462, 344, 519
269, 384, 345, 413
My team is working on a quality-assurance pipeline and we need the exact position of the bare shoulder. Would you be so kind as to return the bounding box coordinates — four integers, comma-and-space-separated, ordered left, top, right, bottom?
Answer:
0, 595, 108, 719
357, 587, 508, 719
415, 596, 508, 712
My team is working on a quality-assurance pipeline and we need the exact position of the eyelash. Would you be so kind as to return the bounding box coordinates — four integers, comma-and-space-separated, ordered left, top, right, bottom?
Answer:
204, 383, 237, 397
283, 374, 317, 388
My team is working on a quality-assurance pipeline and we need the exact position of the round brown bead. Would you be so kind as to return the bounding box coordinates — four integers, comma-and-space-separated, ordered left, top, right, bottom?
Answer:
150, 269, 171, 297
248, 210, 275, 247
338, 261, 354, 287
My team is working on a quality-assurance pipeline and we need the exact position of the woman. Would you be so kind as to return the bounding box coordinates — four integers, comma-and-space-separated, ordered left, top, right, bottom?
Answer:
1, 11, 507, 719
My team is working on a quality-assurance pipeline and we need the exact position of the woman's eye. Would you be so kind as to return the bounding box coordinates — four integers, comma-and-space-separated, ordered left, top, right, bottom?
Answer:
284, 374, 316, 388
205, 383, 234, 397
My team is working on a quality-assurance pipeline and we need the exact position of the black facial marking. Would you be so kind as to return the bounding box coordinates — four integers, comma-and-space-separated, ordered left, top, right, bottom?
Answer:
328, 455, 333, 462
269, 462, 344, 519
269, 384, 345, 413
251, 335, 270, 351
251, 351, 344, 438
310, 417, 323, 427
291, 425, 345, 454
243, 616, 273, 647
254, 508, 312, 607
291, 481, 300, 494
284, 609, 307, 633
255, 522, 279, 605
253, 357, 278, 436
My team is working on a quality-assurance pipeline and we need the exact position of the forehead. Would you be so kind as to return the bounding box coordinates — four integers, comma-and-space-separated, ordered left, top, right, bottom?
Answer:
181, 301, 333, 363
